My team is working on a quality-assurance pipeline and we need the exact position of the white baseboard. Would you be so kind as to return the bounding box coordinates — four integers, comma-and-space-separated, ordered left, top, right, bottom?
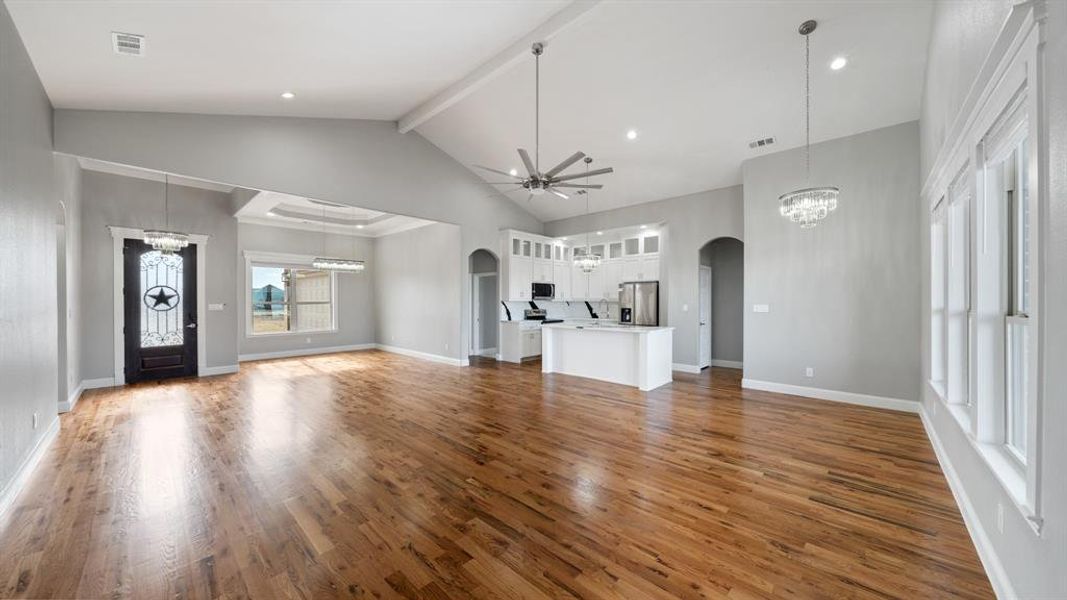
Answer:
741, 378, 919, 413
375, 344, 464, 366
710, 359, 743, 369
59, 377, 116, 412
238, 343, 376, 362
919, 405, 1014, 599
0, 416, 60, 519
201, 364, 239, 376
59, 381, 84, 413
671, 363, 701, 374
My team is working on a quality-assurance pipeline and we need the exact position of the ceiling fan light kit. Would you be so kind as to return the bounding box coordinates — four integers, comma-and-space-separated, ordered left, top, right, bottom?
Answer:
778, 19, 840, 229
475, 42, 614, 203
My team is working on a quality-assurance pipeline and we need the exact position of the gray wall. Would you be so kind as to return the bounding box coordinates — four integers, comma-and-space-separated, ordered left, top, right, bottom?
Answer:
52, 109, 543, 365
699, 237, 743, 363
374, 222, 462, 360
742, 121, 920, 401
54, 155, 83, 404
237, 222, 376, 358
79, 170, 239, 378
919, 2, 1067, 597
544, 186, 744, 367
0, 1, 59, 501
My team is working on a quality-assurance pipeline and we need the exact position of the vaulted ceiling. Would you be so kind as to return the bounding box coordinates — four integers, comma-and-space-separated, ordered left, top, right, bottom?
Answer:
7, 0, 933, 222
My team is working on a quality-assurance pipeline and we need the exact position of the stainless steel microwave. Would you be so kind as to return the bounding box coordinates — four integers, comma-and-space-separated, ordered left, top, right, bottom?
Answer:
531, 282, 555, 300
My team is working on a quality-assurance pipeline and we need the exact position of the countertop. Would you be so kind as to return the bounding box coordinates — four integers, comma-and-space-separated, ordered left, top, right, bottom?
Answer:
540, 322, 673, 333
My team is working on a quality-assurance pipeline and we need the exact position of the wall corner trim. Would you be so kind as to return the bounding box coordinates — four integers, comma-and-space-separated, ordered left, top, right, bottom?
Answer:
710, 359, 743, 369
0, 417, 60, 520
741, 379, 919, 413
201, 365, 240, 376
919, 406, 1016, 599
672, 363, 701, 374
59, 381, 85, 414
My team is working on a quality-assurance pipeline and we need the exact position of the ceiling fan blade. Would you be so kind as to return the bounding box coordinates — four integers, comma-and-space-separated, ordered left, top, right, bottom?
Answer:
549, 189, 569, 200
473, 164, 522, 180
543, 151, 585, 179
517, 149, 538, 177
553, 183, 603, 189
526, 193, 533, 203
551, 167, 614, 183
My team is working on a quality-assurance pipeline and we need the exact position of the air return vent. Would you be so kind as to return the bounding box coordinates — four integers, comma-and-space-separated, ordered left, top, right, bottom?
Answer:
748, 136, 776, 149
112, 32, 145, 56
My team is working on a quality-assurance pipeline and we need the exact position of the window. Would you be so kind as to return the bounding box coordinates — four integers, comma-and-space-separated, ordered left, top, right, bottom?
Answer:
946, 182, 971, 406
249, 264, 335, 335
930, 203, 946, 391
999, 140, 1031, 461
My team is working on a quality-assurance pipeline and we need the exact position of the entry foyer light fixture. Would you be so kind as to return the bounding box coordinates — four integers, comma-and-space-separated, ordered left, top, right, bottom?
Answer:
143, 173, 190, 254
778, 19, 839, 229
311, 204, 366, 272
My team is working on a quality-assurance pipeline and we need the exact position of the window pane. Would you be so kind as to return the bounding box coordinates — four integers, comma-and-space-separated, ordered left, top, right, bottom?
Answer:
1006, 321, 1028, 459
1017, 143, 1031, 314
292, 269, 330, 303
252, 303, 289, 333
140, 250, 184, 347
296, 303, 332, 332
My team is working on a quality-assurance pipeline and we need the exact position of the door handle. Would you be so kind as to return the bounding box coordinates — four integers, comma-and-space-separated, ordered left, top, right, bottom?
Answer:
186, 323, 197, 329
699, 321, 706, 326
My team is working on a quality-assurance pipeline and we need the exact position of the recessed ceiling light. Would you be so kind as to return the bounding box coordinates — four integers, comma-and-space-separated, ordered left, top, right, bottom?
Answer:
280, 91, 295, 100
267, 211, 277, 217
356, 224, 364, 229
508, 168, 519, 176
830, 56, 847, 71
596, 231, 603, 235
626, 129, 638, 140
561, 237, 568, 241
640, 224, 647, 229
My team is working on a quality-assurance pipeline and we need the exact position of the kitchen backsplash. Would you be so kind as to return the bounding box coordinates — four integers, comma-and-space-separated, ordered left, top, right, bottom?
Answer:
501, 300, 618, 322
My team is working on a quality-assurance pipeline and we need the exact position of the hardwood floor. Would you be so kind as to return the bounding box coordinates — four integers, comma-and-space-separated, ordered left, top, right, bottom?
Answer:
0, 350, 991, 599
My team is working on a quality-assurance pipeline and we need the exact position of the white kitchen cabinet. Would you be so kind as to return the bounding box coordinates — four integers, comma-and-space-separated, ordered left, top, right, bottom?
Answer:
522, 329, 542, 357
587, 265, 606, 300
642, 235, 660, 254
604, 261, 623, 301
638, 256, 660, 281
553, 261, 571, 300
621, 257, 639, 282
533, 259, 553, 284
571, 265, 589, 300
499, 321, 542, 363
509, 256, 532, 300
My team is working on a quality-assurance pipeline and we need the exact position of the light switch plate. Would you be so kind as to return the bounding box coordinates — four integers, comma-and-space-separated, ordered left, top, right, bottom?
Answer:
753, 304, 770, 313
208, 303, 226, 311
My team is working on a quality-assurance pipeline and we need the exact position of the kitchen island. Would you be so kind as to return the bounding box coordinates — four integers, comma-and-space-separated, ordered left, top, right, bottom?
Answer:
541, 322, 673, 391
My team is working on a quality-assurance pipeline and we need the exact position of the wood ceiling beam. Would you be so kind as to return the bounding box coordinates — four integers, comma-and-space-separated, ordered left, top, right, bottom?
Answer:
396, 0, 602, 134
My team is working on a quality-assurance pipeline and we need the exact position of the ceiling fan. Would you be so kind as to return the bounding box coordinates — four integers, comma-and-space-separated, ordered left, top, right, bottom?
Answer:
475, 42, 614, 201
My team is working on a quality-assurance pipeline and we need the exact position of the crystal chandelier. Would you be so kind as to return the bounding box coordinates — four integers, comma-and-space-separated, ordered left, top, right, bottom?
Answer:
312, 204, 366, 273
572, 157, 602, 273
779, 20, 839, 229
144, 174, 190, 254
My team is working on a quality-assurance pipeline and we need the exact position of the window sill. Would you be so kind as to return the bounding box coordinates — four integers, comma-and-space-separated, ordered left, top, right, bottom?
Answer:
246, 328, 338, 339
971, 441, 1041, 535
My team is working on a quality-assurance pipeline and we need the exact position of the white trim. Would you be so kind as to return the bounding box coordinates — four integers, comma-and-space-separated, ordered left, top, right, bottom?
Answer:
0, 417, 60, 520
83, 377, 116, 390
671, 363, 701, 374
741, 379, 919, 413
470, 272, 497, 355
375, 344, 464, 366
109, 226, 209, 385
919, 406, 1015, 599
710, 359, 743, 369
59, 380, 84, 413
238, 343, 375, 362
201, 364, 239, 376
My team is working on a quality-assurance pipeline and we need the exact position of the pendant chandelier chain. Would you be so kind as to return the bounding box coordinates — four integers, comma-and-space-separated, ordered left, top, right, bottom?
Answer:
804, 31, 811, 183
534, 47, 540, 174
164, 173, 169, 230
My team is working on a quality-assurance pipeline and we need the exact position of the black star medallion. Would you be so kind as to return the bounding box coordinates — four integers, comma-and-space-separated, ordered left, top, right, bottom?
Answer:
143, 286, 179, 311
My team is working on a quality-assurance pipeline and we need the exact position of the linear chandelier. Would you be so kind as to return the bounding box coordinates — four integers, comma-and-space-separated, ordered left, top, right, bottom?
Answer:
144, 174, 190, 254
312, 204, 365, 272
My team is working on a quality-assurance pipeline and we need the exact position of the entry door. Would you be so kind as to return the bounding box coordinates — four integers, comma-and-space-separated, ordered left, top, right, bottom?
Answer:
124, 239, 198, 382
699, 266, 712, 369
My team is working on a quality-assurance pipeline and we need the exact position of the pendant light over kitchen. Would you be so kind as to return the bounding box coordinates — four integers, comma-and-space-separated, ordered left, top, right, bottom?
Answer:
143, 173, 190, 254
778, 19, 839, 229
572, 157, 602, 273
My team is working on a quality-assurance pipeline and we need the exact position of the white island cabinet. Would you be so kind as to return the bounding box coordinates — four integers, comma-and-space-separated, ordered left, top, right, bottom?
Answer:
541, 323, 673, 391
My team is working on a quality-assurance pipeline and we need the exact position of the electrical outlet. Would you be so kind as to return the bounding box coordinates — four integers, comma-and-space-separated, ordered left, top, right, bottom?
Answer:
682, 304, 689, 312
805, 367, 814, 378
997, 503, 1004, 533
32, 412, 38, 430
305, 337, 311, 344
444, 343, 449, 351
753, 304, 770, 313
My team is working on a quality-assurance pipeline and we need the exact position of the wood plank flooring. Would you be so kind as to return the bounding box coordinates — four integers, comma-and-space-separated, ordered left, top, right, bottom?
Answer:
0, 350, 992, 599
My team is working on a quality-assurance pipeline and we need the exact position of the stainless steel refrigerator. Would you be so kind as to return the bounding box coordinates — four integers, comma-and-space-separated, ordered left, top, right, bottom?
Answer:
618, 281, 660, 326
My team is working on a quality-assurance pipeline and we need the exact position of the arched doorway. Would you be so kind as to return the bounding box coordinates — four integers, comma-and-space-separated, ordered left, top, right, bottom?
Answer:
697, 237, 744, 370
469, 249, 499, 359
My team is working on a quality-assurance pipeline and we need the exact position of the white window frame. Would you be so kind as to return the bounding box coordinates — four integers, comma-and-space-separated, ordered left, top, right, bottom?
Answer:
244, 251, 338, 338
922, 5, 1044, 534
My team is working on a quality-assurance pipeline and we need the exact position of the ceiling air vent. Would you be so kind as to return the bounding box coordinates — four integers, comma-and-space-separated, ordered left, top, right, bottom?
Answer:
112, 32, 145, 56
748, 136, 776, 149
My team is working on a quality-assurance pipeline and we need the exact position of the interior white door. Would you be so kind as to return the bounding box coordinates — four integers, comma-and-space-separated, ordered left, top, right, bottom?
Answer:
699, 266, 712, 369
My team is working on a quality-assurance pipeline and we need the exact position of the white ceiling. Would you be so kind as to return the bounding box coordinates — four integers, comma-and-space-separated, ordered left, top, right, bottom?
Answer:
9, 0, 933, 222
236, 191, 437, 238
415, 1, 934, 221
4, 0, 567, 119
